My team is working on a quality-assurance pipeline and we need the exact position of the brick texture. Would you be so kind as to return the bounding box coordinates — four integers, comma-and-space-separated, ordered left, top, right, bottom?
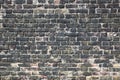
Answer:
0, 0, 120, 80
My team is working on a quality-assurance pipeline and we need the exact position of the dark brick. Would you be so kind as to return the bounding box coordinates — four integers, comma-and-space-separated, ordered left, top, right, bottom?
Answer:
97, 8, 110, 13
15, 0, 25, 4
90, 0, 96, 3
59, 4, 64, 8
34, 14, 44, 18
91, 37, 98, 41
44, 4, 59, 9
57, 19, 71, 23
66, 4, 78, 8
51, 19, 57, 23
118, 8, 120, 12
99, 4, 105, 8
99, 63, 113, 67
56, 37, 68, 41
3, 14, 16, 18
23, 5, 37, 9
83, 0, 89, 3
81, 54, 89, 58
107, 3, 119, 8
69, 9, 76, 13
0, 63, 10, 66
27, 0, 33, 4
77, 36, 90, 41
83, 72, 92, 76
70, 28, 76, 32
48, 0, 54, 4
60, 0, 75, 4
13, 10, 26, 13
65, 14, 78, 19
100, 46, 113, 50
104, 54, 114, 59
0, 72, 10, 76
87, 4, 98, 8
38, 0, 45, 3
89, 8, 95, 13
89, 41, 101, 46
90, 18, 99, 23
27, 9, 33, 13
114, 18, 120, 23
45, 14, 59, 18
65, 33, 79, 37
76, 9, 88, 13
94, 59, 109, 63
113, 0, 119, 3
6, 9, 12, 14
112, 28, 118, 32
88, 14, 101, 18
102, 41, 109, 45
97, 0, 112, 4
16, 37, 29, 41
0, 0, 4, 4
113, 37, 119, 41
111, 8, 117, 13
59, 14, 64, 18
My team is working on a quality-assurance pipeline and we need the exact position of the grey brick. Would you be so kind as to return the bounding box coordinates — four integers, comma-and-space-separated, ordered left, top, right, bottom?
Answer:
97, 0, 112, 4
66, 4, 78, 8
59, 4, 64, 8
90, 0, 96, 3
38, 0, 45, 3
76, 9, 88, 13
27, 0, 33, 4
44, 4, 59, 9
23, 5, 37, 9
15, 0, 25, 4
60, 0, 75, 4
0, 0, 4, 4
4, 0, 12, 4
99, 63, 113, 67
107, 3, 119, 8
113, 0, 119, 3
45, 14, 59, 18
0, 0, 119, 79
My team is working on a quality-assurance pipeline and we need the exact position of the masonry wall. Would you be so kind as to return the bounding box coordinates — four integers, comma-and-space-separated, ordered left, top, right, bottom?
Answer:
0, 0, 120, 80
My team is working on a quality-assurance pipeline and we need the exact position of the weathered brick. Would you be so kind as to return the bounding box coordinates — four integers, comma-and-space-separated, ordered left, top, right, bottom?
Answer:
0, 0, 119, 79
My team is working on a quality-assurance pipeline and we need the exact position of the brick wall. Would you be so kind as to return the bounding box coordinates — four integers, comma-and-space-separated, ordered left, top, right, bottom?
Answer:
0, 0, 120, 80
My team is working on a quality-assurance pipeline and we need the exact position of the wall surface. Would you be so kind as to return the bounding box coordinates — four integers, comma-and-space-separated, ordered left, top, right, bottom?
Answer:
0, 0, 120, 80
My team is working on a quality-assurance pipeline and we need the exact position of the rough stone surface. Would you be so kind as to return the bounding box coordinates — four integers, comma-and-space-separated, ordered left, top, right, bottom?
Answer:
0, 0, 120, 80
